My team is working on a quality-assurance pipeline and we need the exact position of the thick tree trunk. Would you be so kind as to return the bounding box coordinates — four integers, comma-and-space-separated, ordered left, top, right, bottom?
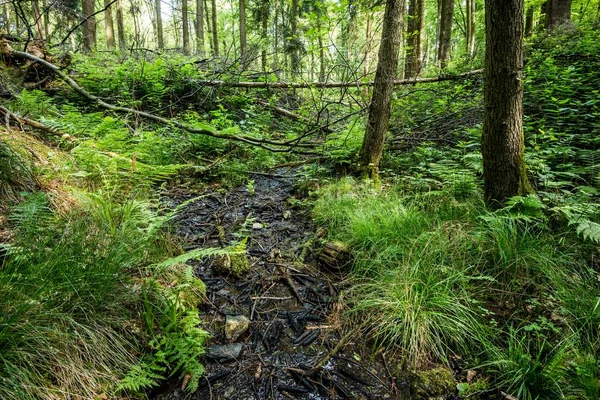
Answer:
545, 0, 572, 31
239, 0, 247, 65
437, 0, 453, 69
105, 0, 116, 49
482, 0, 532, 207
211, 0, 219, 57
466, 0, 475, 56
359, 0, 404, 179
183, 0, 191, 55
82, 0, 96, 51
196, 0, 204, 54
525, 7, 534, 36
116, 0, 126, 50
3, 4, 10, 35
155, 0, 164, 49
404, 0, 425, 78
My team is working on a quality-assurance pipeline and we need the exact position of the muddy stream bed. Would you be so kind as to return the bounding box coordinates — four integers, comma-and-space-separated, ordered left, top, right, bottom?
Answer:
153, 170, 415, 400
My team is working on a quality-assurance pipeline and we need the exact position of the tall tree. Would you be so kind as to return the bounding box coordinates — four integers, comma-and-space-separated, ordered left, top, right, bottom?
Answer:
289, 0, 300, 77
195, 0, 204, 54
404, 0, 425, 78
183, 0, 191, 55
105, 0, 116, 49
211, 0, 219, 57
116, 0, 126, 50
482, 0, 532, 206
466, 0, 475, 56
82, 0, 97, 51
525, 6, 534, 36
545, 0, 572, 31
359, 0, 404, 179
239, 0, 247, 64
3, 4, 10, 35
155, 0, 165, 50
437, 0, 453, 69
33, 0, 44, 39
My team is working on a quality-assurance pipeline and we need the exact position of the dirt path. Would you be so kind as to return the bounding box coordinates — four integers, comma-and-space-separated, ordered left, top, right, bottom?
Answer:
154, 171, 398, 400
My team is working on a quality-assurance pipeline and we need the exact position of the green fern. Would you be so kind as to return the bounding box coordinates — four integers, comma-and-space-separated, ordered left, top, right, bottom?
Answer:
117, 362, 166, 393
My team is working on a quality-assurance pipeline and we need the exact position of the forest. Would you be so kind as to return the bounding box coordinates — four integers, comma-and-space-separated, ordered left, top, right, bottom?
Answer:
0, 0, 599, 398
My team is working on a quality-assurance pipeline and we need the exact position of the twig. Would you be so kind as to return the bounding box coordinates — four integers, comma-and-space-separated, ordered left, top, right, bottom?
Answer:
10, 50, 319, 154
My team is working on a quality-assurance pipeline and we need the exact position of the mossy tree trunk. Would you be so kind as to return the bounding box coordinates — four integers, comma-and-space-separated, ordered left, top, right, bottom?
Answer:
155, 0, 164, 50
116, 0, 126, 50
482, 0, 533, 207
82, 0, 96, 51
183, 0, 191, 55
358, 0, 404, 179
195, 0, 204, 54
437, 0, 453, 69
404, 0, 425, 78
545, 0, 572, 31
104, 0, 116, 49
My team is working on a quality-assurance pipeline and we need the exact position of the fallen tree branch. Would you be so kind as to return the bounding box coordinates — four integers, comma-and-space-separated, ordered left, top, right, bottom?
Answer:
0, 104, 64, 136
256, 100, 334, 134
11, 50, 319, 154
195, 70, 483, 89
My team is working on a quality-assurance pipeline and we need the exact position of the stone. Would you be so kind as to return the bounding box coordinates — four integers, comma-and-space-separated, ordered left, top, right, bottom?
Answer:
206, 343, 243, 361
225, 315, 250, 341
252, 222, 264, 230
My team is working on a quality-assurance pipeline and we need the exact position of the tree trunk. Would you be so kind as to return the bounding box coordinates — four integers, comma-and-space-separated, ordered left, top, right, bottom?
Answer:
43, 0, 50, 39
82, 0, 96, 51
525, 7, 534, 36
116, 0, 126, 50
154, 0, 164, 49
183, 0, 191, 55
211, 0, 219, 57
204, 0, 213, 54
466, 0, 475, 56
239, 0, 247, 65
359, 0, 404, 179
545, 0, 572, 31
196, 0, 204, 54
290, 0, 300, 78
404, 0, 425, 78
364, 11, 372, 76
482, 0, 533, 207
105, 0, 116, 49
437, 0, 453, 69
33, 0, 44, 39
3, 4, 10, 35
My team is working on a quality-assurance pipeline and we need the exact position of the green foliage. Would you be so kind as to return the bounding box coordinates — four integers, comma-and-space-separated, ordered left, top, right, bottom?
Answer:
0, 140, 35, 204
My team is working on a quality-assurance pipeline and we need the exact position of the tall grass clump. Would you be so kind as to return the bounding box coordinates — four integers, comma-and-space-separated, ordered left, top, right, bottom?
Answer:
0, 190, 196, 399
314, 179, 490, 368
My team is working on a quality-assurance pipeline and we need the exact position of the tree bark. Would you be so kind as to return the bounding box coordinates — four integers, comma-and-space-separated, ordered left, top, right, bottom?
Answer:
116, 0, 126, 50
261, 1, 268, 71
82, 0, 97, 51
105, 0, 116, 49
545, 0, 572, 31
196, 0, 204, 54
404, 0, 425, 78
437, 0, 454, 69
525, 7, 534, 36
482, 0, 533, 207
183, 0, 191, 55
43, 0, 50, 39
289, 0, 300, 78
239, 0, 247, 65
466, 0, 475, 56
359, 0, 404, 179
33, 0, 44, 39
3, 4, 10, 35
211, 0, 219, 57
154, 0, 164, 49
204, 0, 213, 54
364, 11, 372, 76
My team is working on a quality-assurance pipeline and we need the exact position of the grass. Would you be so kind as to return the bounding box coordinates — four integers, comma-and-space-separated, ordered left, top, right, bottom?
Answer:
313, 177, 600, 397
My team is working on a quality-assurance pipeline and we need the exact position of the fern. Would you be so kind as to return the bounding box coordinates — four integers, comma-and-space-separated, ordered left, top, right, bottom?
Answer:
573, 220, 600, 243
117, 362, 166, 393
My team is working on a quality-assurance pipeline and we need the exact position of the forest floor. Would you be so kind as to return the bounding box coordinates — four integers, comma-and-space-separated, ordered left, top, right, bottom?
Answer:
154, 170, 402, 399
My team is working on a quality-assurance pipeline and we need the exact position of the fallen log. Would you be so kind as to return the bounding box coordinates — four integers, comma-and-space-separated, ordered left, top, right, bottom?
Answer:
9, 50, 318, 154
195, 70, 482, 89
256, 100, 334, 134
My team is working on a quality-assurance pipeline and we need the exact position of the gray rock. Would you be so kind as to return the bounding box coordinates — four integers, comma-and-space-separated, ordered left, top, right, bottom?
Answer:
206, 343, 243, 361
225, 315, 250, 341
252, 222, 264, 230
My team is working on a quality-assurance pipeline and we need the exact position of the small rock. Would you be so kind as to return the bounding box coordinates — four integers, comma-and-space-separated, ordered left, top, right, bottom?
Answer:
252, 222, 264, 230
225, 315, 250, 341
283, 210, 292, 219
206, 344, 243, 361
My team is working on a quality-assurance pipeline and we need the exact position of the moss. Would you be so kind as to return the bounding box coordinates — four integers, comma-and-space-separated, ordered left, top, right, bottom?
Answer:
213, 239, 250, 277
458, 379, 490, 399
413, 367, 457, 399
